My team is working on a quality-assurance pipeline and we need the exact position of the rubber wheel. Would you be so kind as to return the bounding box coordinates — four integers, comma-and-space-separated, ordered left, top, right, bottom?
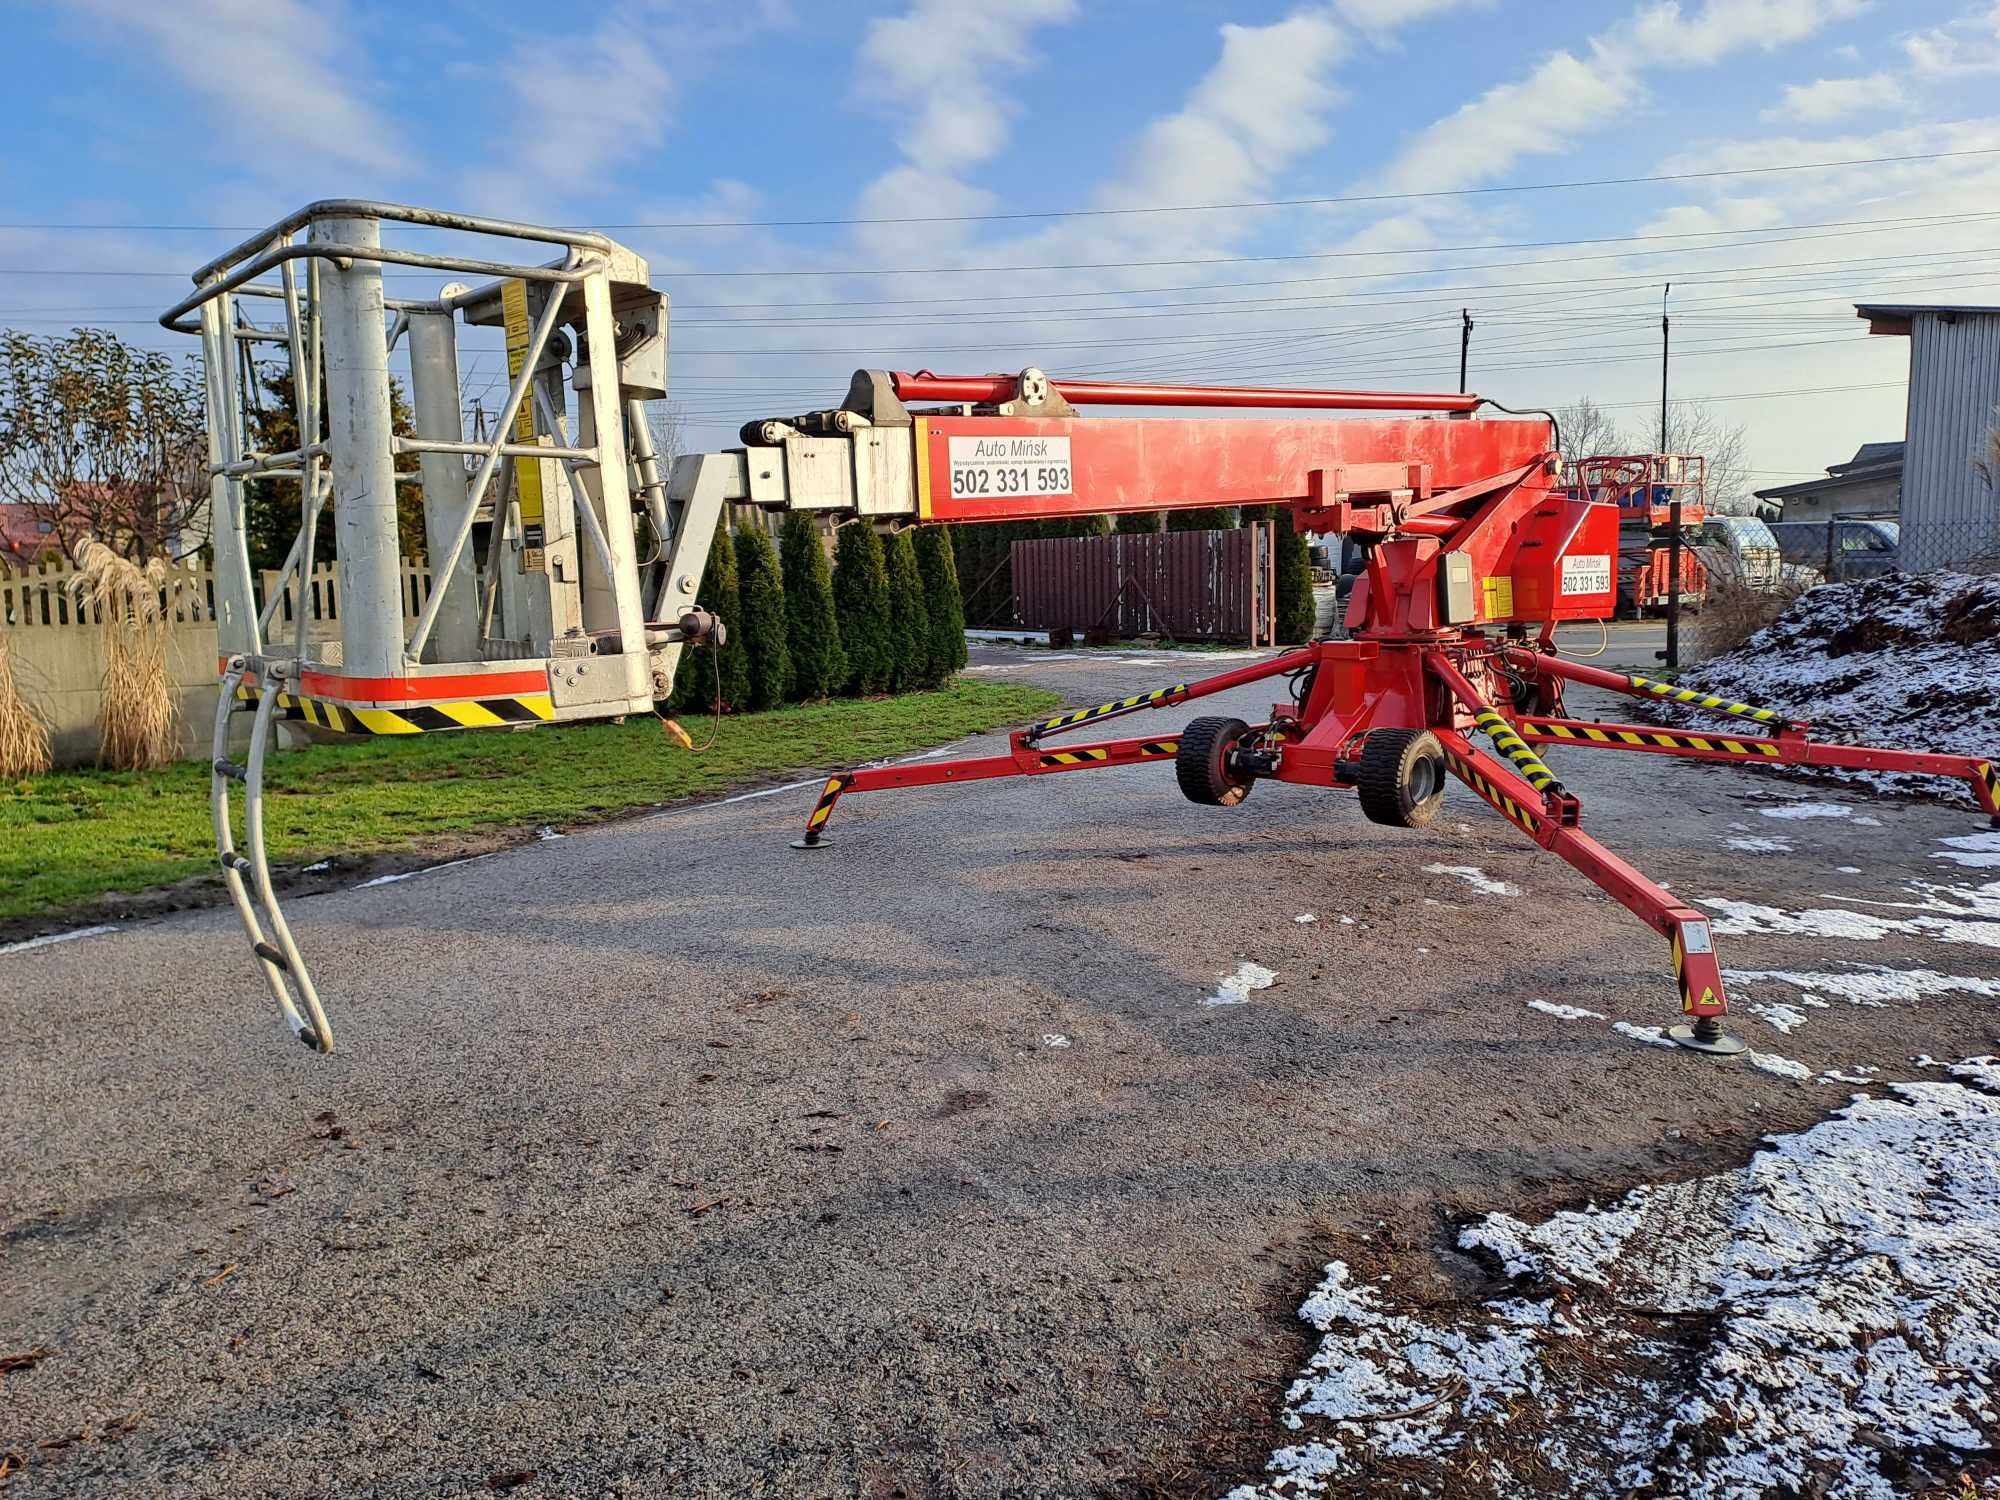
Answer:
1176, 716, 1253, 807
1355, 728, 1447, 829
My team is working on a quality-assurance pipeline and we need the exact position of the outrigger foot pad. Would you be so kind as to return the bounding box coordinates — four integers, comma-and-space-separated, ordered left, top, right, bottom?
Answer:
789, 834, 833, 850
1669, 1018, 1749, 1056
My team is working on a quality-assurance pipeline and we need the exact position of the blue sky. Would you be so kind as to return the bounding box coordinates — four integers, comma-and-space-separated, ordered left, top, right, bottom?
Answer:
8, 0, 2000, 491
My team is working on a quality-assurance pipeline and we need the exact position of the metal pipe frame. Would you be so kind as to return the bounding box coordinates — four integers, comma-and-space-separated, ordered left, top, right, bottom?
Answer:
888, 370, 1483, 413
403, 278, 571, 662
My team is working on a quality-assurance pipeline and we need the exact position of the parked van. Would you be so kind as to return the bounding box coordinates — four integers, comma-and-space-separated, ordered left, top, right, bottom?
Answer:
1767, 519, 1901, 583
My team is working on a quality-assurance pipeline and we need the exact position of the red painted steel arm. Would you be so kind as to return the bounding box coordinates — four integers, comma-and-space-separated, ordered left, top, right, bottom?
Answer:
1508, 714, 2000, 819
1433, 729, 1730, 1022
796, 730, 1189, 844
888, 372, 1481, 413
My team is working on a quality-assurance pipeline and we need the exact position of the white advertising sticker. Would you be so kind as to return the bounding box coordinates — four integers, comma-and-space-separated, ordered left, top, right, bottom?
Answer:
946, 435, 1073, 499
1559, 552, 1612, 596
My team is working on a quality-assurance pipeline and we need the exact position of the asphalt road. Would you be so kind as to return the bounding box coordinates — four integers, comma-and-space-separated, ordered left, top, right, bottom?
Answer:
5, 644, 1997, 1498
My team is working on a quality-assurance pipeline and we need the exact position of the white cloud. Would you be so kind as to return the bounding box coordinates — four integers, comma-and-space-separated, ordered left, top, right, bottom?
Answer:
467, 0, 789, 211
1105, 12, 1351, 210
1627, 0, 1868, 66
856, 0, 1078, 174
1380, 49, 1630, 195
1761, 73, 1908, 125
62, 0, 401, 176
1333, 0, 1488, 31
1905, 6, 2000, 78
1377, 0, 1870, 194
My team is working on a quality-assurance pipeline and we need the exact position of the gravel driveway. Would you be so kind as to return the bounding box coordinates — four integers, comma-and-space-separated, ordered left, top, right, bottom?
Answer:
5, 644, 1996, 1498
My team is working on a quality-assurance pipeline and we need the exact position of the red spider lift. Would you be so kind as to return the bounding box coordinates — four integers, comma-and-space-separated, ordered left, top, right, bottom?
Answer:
776, 369, 2000, 1056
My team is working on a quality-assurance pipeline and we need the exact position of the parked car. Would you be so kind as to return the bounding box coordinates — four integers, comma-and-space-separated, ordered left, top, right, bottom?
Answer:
1767, 519, 1901, 583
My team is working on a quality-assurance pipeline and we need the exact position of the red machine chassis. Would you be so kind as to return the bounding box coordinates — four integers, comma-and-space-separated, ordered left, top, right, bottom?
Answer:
785, 371, 1999, 1054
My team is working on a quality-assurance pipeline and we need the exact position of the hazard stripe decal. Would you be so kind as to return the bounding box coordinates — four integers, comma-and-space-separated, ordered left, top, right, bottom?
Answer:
1439, 746, 1541, 836
238, 686, 555, 735
1473, 708, 1562, 792
1033, 685, 1186, 737
805, 775, 847, 832
1626, 675, 1781, 723
1518, 719, 1782, 757
1038, 748, 1111, 767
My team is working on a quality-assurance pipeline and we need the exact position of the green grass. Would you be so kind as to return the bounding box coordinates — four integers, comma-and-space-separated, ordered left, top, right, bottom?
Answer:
0, 680, 1060, 921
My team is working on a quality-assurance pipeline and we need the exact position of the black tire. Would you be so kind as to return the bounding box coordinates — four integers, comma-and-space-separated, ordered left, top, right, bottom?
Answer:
1355, 727, 1447, 828
1176, 716, 1253, 807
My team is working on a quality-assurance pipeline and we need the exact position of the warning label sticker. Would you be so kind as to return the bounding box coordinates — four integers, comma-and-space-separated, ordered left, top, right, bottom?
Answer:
1559, 553, 1613, 595
947, 435, 1073, 499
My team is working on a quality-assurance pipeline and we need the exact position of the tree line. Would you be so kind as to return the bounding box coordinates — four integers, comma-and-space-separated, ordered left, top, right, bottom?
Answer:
671, 514, 968, 714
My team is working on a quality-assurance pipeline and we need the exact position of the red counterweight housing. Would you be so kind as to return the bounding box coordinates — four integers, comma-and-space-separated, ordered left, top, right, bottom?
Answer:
1477, 491, 1620, 624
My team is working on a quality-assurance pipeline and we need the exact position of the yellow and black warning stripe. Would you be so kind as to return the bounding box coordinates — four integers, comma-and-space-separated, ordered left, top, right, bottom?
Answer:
1472, 708, 1562, 793
1626, 674, 1782, 724
238, 686, 555, 735
1977, 761, 1998, 810
1440, 746, 1541, 836
1038, 747, 1111, 767
1036, 739, 1182, 769
1031, 685, 1186, 740
1517, 718, 1781, 758
804, 774, 847, 833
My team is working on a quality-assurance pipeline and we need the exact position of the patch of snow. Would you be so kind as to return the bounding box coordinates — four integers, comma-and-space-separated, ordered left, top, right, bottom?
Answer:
1337, 914, 1356, 926
1951, 1056, 2000, 1091
1232, 1066, 2000, 1498
1724, 835, 1791, 853
1526, 1000, 1605, 1020
302, 859, 332, 873
535, 825, 566, 842
1820, 1071, 1875, 1085
1726, 966, 2000, 1007
1758, 801, 1852, 820
1204, 961, 1276, 1007
1851, 815, 1882, 827
1702, 895, 2000, 949
1936, 831, 2000, 870
1041, 1033, 1070, 1049
1748, 1002, 1809, 1034
0, 923, 117, 956
1612, 1022, 1676, 1050
1747, 1049, 1811, 1081
1294, 913, 1317, 925
1837, 865, 1862, 874
1422, 863, 1514, 897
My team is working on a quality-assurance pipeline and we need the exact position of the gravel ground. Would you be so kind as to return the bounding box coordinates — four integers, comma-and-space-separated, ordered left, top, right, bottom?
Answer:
4, 643, 1997, 1499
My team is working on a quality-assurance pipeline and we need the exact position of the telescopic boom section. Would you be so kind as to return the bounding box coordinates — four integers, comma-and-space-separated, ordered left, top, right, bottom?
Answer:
885, 371, 1485, 413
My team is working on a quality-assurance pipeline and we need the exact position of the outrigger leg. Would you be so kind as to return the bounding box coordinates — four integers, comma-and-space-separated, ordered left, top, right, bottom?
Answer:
1424, 652, 1745, 1055
213, 658, 334, 1052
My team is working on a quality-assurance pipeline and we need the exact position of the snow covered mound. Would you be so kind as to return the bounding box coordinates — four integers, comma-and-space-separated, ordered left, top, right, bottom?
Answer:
1229, 1065, 2000, 1499
1672, 572, 2000, 802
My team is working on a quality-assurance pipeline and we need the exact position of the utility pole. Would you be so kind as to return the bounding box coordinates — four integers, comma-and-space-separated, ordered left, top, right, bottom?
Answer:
1662, 282, 1680, 671
1459, 308, 1474, 392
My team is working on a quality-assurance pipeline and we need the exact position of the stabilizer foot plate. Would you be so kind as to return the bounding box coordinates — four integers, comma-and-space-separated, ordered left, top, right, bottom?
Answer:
1669, 1022, 1749, 1057
789, 836, 834, 850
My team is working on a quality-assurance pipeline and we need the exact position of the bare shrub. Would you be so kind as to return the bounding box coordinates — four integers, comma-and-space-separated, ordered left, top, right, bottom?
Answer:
1688, 562, 1811, 664
67, 536, 180, 770
0, 633, 52, 778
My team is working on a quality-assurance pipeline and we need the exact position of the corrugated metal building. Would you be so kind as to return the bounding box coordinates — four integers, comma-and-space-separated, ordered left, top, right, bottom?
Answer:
1856, 303, 2000, 569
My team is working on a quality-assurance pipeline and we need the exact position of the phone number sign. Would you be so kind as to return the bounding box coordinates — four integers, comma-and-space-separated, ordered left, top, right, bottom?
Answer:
946, 435, 1073, 498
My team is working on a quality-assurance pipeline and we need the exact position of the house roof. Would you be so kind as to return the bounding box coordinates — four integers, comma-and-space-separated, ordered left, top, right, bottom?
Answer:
1856, 303, 2000, 335
1832, 440, 1903, 472
1752, 465, 1903, 502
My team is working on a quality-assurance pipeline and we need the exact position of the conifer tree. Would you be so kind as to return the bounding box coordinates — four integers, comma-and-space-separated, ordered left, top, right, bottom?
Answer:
885, 528, 931, 692
674, 524, 748, 712
831, 521, 892, 694
779, 512, 846, 700
914, 525, 967, 685
734, 525, 792, 710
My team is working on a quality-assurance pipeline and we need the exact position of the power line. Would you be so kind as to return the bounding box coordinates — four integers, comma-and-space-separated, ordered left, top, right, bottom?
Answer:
5, 208, 1999, 284
5, 147, 1997, 232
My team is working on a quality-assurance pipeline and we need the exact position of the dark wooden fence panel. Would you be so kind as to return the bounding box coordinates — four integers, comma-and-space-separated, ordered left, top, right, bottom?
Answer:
1011, 523, 1273, 644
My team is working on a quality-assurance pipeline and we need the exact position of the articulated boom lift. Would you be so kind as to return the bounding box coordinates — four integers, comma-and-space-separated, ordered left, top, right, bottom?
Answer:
170, 202, 1999, 1055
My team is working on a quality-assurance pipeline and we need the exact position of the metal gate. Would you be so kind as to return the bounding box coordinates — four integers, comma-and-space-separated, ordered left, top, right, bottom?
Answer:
1012, 523, 1275, 644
